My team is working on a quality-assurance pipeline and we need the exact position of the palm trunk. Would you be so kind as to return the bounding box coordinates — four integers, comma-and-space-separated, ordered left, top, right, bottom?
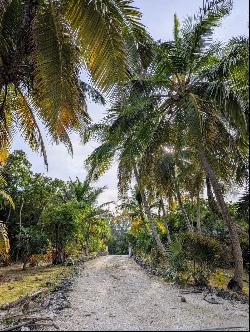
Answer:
196, 194, 202, 232
160, 199, 172, 243
175, 182, 193, 232
6, 205, 11, 225
198, 152, 243, 290
206, 176, 220, 216
138, 203, 146, 225
134, 166, 166, 256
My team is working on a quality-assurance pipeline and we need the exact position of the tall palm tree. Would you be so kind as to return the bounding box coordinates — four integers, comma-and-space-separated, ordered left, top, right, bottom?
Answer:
0, 0, 150, 165
86, 116, 168, 256
87, 0, 249, 290
136, 2, 248, 289
140, 147, 206, 232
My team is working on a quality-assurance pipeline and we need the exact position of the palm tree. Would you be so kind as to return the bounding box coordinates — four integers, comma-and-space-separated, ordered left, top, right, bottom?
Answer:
66, 178, 106, 206
65, 178, 112, 254
140, 2, 248, 289
87, 0, 249, 289
0, 0, 150, 165
86, 119, 167, 256
142, 148, 193, 231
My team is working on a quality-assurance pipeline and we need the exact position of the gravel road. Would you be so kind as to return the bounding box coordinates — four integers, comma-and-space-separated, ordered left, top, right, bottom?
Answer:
46, 255, 249, 331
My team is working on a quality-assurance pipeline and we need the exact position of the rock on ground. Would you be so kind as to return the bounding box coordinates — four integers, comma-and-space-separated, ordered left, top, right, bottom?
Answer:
40, 255, 249, 331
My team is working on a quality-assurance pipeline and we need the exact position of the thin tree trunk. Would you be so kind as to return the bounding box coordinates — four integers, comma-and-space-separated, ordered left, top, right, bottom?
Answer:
196, 194, 202, 232
16, 197, 24, 262
52, 225, 63, 265
19, 198, 24, 234
6, 205, 11, 225
85, 221, 92, 256
206, 176, 221, 216
138, 202, 146, 226
160, 199, 172, 243
198, 152, 244, 291
133, 166, 166, 256
175, 182, 193, 232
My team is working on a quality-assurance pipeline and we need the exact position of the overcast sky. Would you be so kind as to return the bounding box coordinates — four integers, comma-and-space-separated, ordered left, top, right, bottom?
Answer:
12, 0, 249, 204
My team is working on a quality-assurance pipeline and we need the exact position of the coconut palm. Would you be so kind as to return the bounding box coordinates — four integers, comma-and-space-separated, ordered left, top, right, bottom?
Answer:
87, 0, 249, 289
86, 116, 168, 256
136, 2, 248, 289
140, 146, 207, 232
0, 0, 150, 165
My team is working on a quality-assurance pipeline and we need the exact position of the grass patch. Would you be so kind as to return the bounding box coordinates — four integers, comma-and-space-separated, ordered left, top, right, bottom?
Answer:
0, 264, 72, 306
210, 268, 249, 295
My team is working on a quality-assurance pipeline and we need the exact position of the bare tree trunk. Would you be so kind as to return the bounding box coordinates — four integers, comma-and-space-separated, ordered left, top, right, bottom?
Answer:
6, 205, 11, 225
198, 152, 244, 291
175, 182, 193, 232
134, 166, 166, 256
16, 197, 24, 262
19, 198, 24, 234
52, 248, 64, 265
160, 199, 172, 243
206, 176, 221, 216
196, 194, 202, 232
52, 225, 64, 265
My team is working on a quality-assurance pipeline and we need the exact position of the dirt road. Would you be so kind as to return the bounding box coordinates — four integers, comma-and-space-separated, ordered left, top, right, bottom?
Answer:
46, 255, 249, 331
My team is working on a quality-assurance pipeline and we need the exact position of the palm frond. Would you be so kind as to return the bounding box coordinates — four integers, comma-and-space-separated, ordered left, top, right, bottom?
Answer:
0, 174, 14, 208
86, 142, 117, 181
15, 89, 48, 168
0, 0, 22, 56
80, 82, 106, 106
64, 0, 147, 92
173, 14, 180, 44
32, 1, 86, 147
0, 189, 15, 208
182, 0, 232, 58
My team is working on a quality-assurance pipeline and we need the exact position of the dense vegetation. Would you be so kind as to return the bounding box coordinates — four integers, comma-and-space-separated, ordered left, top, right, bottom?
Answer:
86, 0, 249, 291
0, 0, 249, 298
108, 190, 249, 289
0, 151, 111, 268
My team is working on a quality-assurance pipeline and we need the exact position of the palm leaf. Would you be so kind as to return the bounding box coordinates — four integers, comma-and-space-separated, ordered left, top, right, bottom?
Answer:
64, 0, 147, 92
32, 1, 86, 152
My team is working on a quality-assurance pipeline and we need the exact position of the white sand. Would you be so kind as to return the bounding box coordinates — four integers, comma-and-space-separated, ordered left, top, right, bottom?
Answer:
42, 255, 249, 331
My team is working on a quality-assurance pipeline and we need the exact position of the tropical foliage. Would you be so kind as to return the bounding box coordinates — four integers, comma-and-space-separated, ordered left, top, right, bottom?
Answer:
0, 0, 150, 164
0, 0, 248, 296
86, 0, 249, 290
0, 151, 111, 268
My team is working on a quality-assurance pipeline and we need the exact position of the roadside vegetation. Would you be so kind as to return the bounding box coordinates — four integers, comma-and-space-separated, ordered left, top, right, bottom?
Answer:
86, 0, 249, 292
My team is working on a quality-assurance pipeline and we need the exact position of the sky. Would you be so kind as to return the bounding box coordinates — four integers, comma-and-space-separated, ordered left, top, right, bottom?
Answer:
12, 0, 249, 205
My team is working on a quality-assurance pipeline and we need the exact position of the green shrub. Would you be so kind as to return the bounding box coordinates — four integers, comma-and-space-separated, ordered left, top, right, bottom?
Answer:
41, 201, 80, 265
239, 234, 249, 271
164, 240, 191, 285
180, 232, 227, 286
15, 226, 49, 269
127, 229, 155, 257
181, 232, 222, 264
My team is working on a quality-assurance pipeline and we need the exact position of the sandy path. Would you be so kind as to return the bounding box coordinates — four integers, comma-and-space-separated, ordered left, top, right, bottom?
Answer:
49, 255, 249, 331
